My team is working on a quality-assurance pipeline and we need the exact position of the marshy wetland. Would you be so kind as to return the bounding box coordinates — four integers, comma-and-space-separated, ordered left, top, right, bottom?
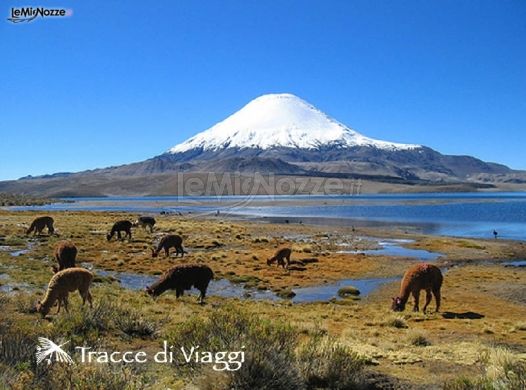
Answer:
1, 201, 526, 389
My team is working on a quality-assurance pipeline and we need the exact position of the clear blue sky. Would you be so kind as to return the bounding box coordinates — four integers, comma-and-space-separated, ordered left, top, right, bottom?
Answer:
1, 0, 525, 180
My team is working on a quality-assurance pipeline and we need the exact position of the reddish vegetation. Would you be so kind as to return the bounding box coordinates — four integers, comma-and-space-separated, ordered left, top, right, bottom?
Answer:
392, 263, 443, 313
151, 234, 186, 258
267, 247, 292, 268
146, 264, 213, 303
26, 216, 54, 235
107, 220, 133, 241
52, 240, 77, 273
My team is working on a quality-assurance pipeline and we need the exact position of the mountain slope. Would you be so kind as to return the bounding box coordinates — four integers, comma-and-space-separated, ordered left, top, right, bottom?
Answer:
1, 93, 524, 196
164, 93, 510, 181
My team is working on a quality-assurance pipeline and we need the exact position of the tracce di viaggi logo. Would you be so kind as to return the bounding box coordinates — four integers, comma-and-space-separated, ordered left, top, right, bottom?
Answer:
36, 337, 74, 366
36, 337, 246, 371
7, 6, 72, 23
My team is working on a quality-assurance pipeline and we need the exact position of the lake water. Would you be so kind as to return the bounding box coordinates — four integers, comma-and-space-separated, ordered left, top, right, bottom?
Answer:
7, 192, 526, 240
82, 265, 397, 303
337, 238, 442, 261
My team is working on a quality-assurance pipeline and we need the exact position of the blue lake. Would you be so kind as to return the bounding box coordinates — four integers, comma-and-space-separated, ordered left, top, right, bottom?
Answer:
7, 192, 526, 240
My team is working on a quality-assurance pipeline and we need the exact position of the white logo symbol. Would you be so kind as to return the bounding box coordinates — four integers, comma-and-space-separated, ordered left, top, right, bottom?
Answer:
35, 337, 74, 365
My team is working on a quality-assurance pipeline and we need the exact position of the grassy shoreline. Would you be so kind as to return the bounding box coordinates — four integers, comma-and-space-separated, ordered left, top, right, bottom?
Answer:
1, 210, 526, 389
0, 193, 61, 207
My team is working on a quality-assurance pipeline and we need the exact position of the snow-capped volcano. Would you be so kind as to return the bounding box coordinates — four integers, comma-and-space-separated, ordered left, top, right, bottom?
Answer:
0, 92, 516, 197
169, 93, 420, 153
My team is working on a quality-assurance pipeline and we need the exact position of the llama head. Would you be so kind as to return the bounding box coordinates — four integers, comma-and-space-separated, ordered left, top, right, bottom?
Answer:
151, 248, 158, 258
106, 233, 112, 241
36, 300, 48, 317
391, 297, 405, 312
145, 286, 157, 298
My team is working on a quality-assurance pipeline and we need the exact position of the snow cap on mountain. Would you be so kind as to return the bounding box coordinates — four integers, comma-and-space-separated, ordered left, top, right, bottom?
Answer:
169, 93, 420, 153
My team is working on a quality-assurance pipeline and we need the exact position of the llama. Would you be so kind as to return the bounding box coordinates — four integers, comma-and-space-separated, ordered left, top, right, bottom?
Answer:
52, 241, 77, 273
267, 247, 292, 269
392, 263, 443, 313
36, 267, 93, 317
151, 234, 186, 258
134, 216, 156, 232
146, 264, 214, 303
107, 220, 133, 241
26, 216, 54, 236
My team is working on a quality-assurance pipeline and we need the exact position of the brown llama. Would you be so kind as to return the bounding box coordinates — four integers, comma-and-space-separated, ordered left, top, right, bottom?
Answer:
36, 267, 93, 317
52, 241, 77, 273
26, 216, 54, 236
267, 247, 292, 269
146, 264, 214, 303
392, 263, 443, 313
151, 234, 186, 258
107, 220, 133, 241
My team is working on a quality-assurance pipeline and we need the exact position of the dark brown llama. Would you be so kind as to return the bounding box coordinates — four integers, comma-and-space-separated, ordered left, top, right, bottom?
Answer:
267, 247, 292, 269
26, 216, 54, 235
151, 234, 186, 258
52, 241, 77, 273
145, 264, 214, 304
107, 220, 133, 241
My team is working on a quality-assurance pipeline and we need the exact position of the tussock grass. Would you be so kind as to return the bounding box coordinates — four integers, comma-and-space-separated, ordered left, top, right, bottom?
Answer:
114, 307, 160, 339
444, 346, 526, 389
50, 298, 161, 342
407, 331, 431, 347
297, 329, 366, 389
38, 364, 148, 390
168, 305, 366, 390
0, 329, 37, 370
384, 315, 408, 329
15, 292, 38, 314
53, 300, 113, 340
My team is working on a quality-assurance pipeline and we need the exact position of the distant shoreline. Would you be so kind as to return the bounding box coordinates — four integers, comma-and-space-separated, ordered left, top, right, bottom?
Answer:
5, 192, 526, 241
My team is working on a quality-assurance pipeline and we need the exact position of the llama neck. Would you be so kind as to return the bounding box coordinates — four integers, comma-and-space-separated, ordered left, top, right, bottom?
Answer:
399, 287, 411, 306
156, 241, 165, 252
41, 287, 60, 312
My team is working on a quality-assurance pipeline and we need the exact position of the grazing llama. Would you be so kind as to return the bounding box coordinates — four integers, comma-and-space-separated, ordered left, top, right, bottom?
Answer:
392, 263, 443, 313
267, 247, 292, 269
27, 216, 54, 235
151, 234, 186, 258
146, 264, 213, 304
